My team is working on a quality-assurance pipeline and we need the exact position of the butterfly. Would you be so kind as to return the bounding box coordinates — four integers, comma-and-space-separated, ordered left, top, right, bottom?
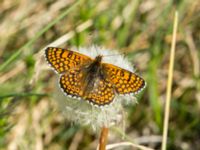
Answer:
45, 47, 146, 106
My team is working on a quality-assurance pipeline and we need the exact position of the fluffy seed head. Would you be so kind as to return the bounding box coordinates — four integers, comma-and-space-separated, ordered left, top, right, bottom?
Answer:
51, 46, 144, 130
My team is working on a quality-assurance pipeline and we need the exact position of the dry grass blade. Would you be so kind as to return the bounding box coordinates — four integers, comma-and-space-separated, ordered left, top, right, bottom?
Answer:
106, 142, 154, 150
185, 29, 200, 77
161, 11, 178, 150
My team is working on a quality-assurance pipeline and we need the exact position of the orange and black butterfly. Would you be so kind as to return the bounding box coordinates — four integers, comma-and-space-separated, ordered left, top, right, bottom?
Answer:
45, 47, 146, 106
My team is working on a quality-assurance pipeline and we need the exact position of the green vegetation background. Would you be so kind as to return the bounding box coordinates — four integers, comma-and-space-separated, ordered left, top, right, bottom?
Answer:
0, 0, 199, 149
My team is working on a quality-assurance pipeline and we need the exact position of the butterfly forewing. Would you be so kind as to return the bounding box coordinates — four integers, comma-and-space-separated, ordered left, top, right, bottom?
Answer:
45, 47, 92, 73
102, 63, 145, 95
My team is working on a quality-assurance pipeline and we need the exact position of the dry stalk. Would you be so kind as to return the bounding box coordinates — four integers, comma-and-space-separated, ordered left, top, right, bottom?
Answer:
99, 127, 109, 150
161, 11, 178, 150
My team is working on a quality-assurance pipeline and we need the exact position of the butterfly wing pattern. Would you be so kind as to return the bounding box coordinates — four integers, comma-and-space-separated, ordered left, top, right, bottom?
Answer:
59, 69, 85, 98
45, 47, 92, 73
85, 79, 115, 105
45, 47, 146, 106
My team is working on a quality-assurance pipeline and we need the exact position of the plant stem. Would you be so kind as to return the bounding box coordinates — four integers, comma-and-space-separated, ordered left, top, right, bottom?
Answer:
99, 127, 109, 150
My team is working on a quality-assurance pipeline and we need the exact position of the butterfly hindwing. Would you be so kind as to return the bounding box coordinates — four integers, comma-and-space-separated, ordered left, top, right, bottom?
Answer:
59, 69, 84, 98
84, 78, 115, 106
60, 69, 115, 106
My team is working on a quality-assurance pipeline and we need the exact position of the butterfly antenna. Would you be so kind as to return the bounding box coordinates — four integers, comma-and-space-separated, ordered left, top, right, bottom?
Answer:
103, 51, 127, 57
88, 30, 100, 56
94, 44, 99, 56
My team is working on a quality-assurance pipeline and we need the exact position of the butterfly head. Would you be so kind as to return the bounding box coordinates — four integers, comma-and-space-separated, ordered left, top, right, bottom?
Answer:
94, 55, 103, 64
